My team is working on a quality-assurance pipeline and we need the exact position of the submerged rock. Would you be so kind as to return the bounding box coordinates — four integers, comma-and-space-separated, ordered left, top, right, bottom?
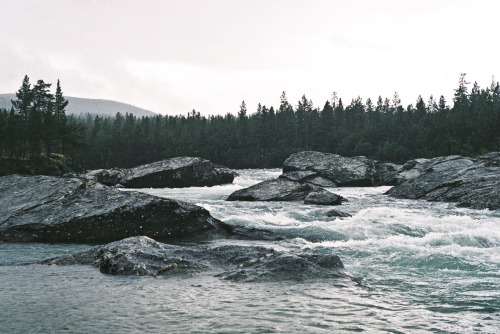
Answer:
86, 156, 237, 188
39, 236, 346, 281
0, 175, 268, 243
227, 178, 345, 205
387, 152, 500, 210
283, 151, 400, 186
326, 209, 352, 218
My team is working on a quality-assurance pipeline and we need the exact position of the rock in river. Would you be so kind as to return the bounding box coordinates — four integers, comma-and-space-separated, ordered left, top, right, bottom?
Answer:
0, 175, 260, 243
86, 156, 237, 188
282, 151, 400, 186
39, 236, 346, 282
227, 178, 345, 205
387, 152, 500, 210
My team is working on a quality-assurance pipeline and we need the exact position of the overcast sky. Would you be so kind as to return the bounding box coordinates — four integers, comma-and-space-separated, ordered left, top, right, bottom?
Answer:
1, 0, 499, 115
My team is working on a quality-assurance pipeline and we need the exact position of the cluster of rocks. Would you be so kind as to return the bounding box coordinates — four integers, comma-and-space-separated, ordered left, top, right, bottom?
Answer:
2, 155, 345, 280
39, 236, 346, 282
0, 157, 240, 243
225, 151, 400, 209
227, 150, 499, 210
3, 150, 497, 280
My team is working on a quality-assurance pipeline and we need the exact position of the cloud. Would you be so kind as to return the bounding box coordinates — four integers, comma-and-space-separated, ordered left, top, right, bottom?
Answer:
1, 0, 499, 115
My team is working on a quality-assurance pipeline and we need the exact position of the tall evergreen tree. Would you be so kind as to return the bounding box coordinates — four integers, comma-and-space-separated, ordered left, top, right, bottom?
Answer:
54, 79, 69, 153
32, 79, 54, 156
11, 75, 33, 156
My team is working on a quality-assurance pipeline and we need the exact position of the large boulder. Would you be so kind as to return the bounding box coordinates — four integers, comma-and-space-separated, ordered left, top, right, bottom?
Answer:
39, 236, 346, 281
226, 178, 345, 205
0, 175, 257, 243
282, 151, 400, 186
86, 156, 237, 188
387, 152, 500, 210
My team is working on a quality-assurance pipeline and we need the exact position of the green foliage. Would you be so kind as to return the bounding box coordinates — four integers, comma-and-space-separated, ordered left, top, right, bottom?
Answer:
0, 153, 83, 176
4, 76, 69, 158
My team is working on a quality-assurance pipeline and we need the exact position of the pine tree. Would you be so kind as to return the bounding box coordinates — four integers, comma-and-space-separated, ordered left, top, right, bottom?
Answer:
32, 79, 53, 156
11, 75, 33, 156
54, 79, 69, 153
237, 100, 249, 150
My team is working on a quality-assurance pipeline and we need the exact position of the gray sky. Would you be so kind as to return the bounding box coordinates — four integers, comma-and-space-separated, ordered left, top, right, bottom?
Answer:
1, 0, 499, 115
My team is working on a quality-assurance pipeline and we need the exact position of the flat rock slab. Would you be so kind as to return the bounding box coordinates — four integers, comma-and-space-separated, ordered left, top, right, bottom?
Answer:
39, 236, 346, 282
387, 152, 500, 210
86, 156, 237, 188
227, 178, 345, 205
283, 151, 400, 186
0, 175, 231, 243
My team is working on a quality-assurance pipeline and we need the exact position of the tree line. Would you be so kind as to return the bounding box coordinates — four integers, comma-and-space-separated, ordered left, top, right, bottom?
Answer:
1, 74, 499, 169
0, 75, 80, 158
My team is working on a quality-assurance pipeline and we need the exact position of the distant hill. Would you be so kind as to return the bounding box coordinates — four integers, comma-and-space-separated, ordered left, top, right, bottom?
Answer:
0, 93, 156, 117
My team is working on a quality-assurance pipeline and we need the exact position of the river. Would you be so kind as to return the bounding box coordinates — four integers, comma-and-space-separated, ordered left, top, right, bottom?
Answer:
1, 169, 499, 333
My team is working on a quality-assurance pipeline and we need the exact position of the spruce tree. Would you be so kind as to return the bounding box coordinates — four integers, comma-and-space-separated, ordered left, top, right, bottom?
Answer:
11, 75, 33, 156
32, 79, 53, 156
54, 79, 69, 153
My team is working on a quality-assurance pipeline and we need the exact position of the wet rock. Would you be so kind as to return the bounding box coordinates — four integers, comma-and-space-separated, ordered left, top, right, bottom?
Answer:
227, 178, 344, 205
283, 151, 400, 186
39, 236, 346, 281
304, 190, 344, 205
0, 175, 257, 243
388, 152, 500, 210
86, 156, 237, 188
394, 155, 474, 184
279, 171, 337, 187
326, 209, 352, 218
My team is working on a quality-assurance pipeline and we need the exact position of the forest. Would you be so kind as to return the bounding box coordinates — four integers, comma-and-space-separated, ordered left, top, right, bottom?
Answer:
1, 74, 499, 169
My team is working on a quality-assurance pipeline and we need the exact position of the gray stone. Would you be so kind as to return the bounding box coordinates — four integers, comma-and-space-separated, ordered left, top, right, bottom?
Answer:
326, 209, 352, 218
280, 171, 337, 187
283, 151, 400, 186
0, 175, 263, 243
86, 157, 237, 188
388, 152, 500, 210
39, 236, 346, 281
227, 178, 344, 204
304, 190, 344, 205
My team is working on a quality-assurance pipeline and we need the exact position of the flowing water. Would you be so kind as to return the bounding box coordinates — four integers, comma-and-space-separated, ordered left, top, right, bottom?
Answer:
1, 169, 499, 333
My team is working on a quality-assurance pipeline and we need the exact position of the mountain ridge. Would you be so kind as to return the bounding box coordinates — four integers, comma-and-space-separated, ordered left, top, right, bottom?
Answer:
0, 93, 156, 117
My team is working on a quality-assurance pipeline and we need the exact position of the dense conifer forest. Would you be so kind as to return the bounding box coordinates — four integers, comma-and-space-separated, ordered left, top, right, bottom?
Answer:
1, 74, 499, 169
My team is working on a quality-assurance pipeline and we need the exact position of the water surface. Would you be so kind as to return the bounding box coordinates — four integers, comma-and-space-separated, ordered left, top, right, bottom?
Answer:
1, 169, 499, 333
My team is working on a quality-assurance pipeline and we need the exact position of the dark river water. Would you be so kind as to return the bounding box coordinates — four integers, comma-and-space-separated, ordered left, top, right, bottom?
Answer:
1, 169, 499, 333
